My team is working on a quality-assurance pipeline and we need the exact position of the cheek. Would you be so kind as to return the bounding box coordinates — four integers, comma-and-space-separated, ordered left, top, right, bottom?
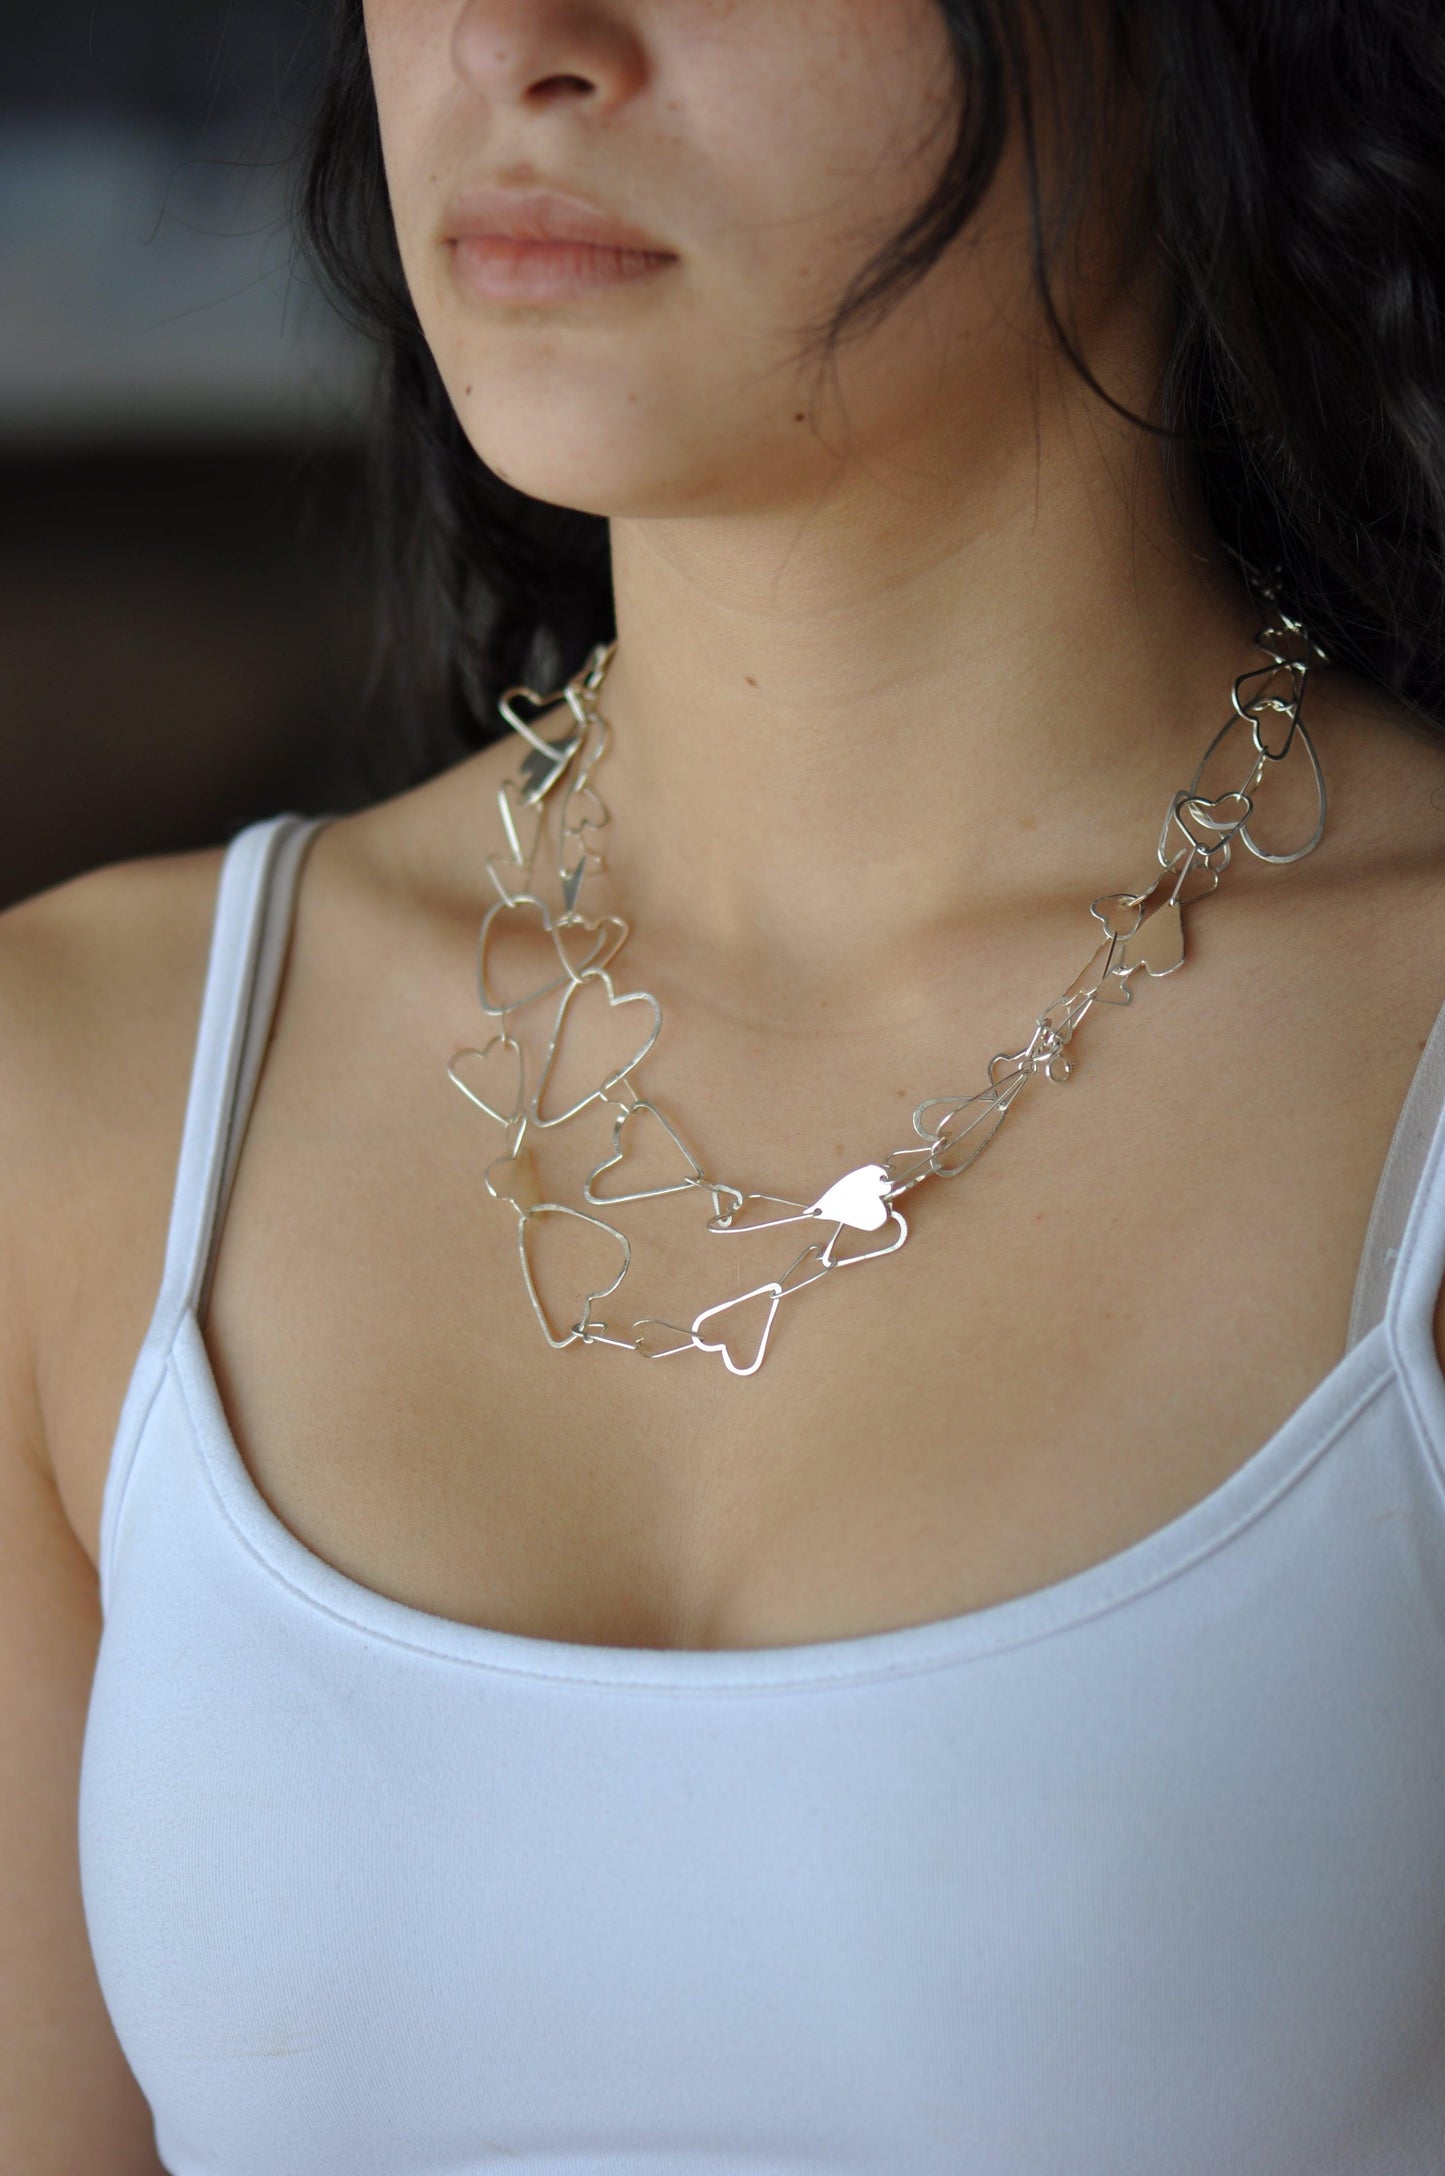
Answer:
356, 0, 982, 513
361, 0, 451, 258
672, 7, 961, 328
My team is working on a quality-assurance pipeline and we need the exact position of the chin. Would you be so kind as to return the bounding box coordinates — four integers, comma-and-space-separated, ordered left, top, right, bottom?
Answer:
449, 402, 747, 521
453, 437, 658, 518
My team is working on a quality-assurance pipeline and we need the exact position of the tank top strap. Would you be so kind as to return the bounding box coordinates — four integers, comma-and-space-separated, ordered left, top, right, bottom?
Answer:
157, 813, 330, 1328
98, 813, 330, 1613
1348, 985, 1445, 1362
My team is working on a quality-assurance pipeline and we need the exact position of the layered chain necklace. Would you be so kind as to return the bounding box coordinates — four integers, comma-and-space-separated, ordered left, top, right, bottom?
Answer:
448, 588, 1330, 1376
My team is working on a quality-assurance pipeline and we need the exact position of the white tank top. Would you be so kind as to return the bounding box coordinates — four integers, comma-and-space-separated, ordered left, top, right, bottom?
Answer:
78, 813, 1445, 2174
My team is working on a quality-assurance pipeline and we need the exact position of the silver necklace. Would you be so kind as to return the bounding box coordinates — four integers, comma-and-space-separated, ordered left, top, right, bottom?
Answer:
449, 592, 1330, 1375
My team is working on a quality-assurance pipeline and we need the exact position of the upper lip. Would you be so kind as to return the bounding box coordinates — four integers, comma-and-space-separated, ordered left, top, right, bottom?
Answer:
442, 186, 675, 255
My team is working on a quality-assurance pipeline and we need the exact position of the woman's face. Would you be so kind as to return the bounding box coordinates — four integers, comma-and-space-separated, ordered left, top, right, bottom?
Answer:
363, 0, 1051, 520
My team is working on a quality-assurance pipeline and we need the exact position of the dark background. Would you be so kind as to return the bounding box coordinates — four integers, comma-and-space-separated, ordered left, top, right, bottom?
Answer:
2, 1, 393, 910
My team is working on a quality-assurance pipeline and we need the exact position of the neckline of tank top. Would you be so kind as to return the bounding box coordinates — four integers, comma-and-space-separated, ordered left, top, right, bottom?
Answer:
166, 1299, 1399, 1692
137, 809, 1445, 1690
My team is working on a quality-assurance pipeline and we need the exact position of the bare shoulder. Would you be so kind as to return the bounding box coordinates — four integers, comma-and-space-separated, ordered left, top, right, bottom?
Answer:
0, 849, 208, 2170
0, 845, 225, 1533
1304, 668, 1445, 1377
0, 845, 224, 1082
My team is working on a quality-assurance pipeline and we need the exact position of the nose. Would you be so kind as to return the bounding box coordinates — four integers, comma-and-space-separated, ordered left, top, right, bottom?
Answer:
451, 0, 648, 112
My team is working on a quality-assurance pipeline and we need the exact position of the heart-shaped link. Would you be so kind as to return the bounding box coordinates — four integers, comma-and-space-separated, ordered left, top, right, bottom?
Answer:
1116, 897, 1185, 977
476, 894, 575, 1017
818, 1208, 907, 1268
689, 1242, 831, 1376
498, 683, 571, 759
447, 1036, 524, 1127
807, 1162, 893, 1232
554, 911, 629, 984
583, 1097, 707, 1204
1088, 891, 1146, 940
516, 1202, 630, 1349
689, 1281, 787, 1376
560, 779, 610, 842
1231, 656, 1306, 756
629, 1316, 699, 1359
1168, 788, 1254, 853
532, 967, 663, 1128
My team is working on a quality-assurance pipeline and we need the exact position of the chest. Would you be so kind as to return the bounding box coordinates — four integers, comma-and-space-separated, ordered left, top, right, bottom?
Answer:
166, 874, 1436, 1655
78, 1490, 1445, 2170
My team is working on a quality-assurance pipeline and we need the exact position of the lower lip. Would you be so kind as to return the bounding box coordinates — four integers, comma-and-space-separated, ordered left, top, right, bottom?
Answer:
449, 235, 677, 302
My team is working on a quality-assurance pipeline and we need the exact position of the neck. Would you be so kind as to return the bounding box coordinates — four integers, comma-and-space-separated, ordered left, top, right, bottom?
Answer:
586, 351, 1269, 1019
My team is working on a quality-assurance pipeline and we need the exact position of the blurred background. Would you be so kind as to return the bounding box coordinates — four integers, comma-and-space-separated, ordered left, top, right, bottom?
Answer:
2, 0, 392, 910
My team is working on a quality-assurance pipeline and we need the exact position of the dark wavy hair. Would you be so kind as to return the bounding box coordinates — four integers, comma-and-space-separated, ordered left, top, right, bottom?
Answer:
295, 0, 1445, 790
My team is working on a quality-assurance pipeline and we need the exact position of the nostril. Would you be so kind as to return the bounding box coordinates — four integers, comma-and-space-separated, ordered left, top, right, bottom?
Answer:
531, 73, 597, 101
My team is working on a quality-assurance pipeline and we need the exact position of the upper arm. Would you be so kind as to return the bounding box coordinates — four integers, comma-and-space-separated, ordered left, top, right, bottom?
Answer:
0, 1376, 167, 2173
0, 855, 219, 2176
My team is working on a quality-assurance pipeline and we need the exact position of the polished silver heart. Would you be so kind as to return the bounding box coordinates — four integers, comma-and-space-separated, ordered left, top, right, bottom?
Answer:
807, 1163, 892, 1232
1116, 897, 1184, 977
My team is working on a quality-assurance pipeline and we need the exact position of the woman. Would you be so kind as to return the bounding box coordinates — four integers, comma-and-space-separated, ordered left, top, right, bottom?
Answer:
4, 1, 1444, 2168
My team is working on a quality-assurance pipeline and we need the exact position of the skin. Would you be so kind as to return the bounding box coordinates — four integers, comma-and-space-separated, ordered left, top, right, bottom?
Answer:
4, 6, 1445, 2164
368, 0, 1260, 998
8, 0, 1429, 1709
